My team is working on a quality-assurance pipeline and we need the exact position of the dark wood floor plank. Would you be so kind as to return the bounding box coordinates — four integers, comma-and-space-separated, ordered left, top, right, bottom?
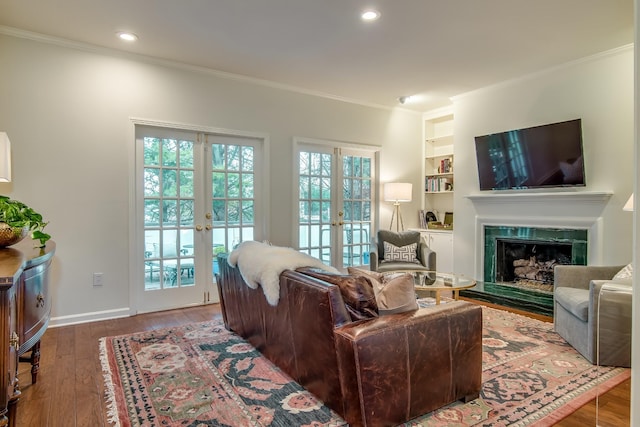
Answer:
11, 302, 630, 426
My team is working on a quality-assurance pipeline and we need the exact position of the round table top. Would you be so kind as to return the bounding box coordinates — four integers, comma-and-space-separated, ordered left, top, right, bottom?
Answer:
382, 270, 476, 291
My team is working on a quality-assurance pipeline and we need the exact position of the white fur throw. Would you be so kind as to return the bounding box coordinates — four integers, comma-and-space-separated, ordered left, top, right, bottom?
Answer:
227, 241, 339, 306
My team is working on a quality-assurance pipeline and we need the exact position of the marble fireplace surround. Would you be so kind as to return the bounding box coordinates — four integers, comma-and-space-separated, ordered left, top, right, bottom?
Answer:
464, 191, 613, 315
468, 191, 613, 275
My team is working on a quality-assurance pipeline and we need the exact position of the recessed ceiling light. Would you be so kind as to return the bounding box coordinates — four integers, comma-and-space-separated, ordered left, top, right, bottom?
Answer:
398, 95, 421, 104
117, 32, 138, 42
361, 9, 380, 22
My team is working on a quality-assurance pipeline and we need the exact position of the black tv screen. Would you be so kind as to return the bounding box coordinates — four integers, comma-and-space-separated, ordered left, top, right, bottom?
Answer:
474, 119, 585, 191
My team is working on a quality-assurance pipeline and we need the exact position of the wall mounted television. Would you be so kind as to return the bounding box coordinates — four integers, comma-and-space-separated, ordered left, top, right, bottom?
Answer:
474, 118, 585, 191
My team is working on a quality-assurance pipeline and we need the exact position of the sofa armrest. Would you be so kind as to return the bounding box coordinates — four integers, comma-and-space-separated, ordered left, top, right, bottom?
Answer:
554, 265, 625, 291
369, 250, 379, 271
588, 280, 632, 367
333, 301, 482, 427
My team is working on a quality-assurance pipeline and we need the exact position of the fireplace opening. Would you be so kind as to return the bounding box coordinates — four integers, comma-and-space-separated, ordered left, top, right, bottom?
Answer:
495, 239, 573, 293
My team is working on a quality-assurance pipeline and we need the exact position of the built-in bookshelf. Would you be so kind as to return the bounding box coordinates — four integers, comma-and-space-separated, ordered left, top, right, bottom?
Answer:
423, 109, 454, 218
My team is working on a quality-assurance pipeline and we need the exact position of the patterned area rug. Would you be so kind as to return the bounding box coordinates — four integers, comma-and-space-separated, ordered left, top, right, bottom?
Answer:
100, 306, 630, 426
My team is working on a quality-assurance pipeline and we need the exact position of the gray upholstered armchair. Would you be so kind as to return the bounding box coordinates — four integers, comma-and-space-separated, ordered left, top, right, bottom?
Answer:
369, 230, 436, 272
553, 265, 632, 367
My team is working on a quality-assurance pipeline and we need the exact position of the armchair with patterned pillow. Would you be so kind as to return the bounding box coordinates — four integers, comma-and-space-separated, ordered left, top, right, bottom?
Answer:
370, 230, 436, 272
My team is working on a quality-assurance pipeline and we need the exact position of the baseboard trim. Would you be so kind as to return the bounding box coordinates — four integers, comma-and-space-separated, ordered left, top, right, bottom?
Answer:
49, 307, 131, 328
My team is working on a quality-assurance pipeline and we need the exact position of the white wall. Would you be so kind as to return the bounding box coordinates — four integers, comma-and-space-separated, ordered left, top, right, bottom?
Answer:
450, 46, 635, 278
0, 33, 422, 322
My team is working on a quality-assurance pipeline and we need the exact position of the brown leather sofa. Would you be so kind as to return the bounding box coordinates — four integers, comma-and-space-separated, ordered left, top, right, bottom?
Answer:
217, 254, 482, 427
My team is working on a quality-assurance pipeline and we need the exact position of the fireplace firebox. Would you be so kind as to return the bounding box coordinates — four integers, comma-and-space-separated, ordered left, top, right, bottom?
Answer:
495, 239, 574, 292
461, 225, 588, 316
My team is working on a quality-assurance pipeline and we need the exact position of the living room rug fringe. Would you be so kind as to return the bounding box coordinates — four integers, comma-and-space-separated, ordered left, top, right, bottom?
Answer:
99, 337, 122, 427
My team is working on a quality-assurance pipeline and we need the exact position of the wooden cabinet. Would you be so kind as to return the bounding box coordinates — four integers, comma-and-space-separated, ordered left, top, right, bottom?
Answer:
0, 240, 55, 426
420, 230, 453, 273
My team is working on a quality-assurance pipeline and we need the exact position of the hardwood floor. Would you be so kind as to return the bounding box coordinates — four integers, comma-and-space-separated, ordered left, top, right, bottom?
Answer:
12, 302, 630, 426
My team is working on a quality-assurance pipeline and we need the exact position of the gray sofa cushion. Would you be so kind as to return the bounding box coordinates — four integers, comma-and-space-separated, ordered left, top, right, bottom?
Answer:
555, 287, 590, 321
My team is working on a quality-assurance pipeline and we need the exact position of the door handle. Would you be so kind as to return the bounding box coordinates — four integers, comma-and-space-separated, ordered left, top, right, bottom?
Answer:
205, 224, 212, 230
196, 224, 203, 231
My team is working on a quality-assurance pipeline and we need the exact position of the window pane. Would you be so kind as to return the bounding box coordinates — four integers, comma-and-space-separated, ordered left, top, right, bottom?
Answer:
179, 140, 193, 168
179, 171, 194, 197
162, 169, 177, 197
228, 145, 240, 171
162, 229, 179, 257
241, 146, 254, 171
180, 200, 194, 225
144, 230, 159, 258
162, 200, 177, 226
144, 168, 160, 196
343, 156, 353, 176
212, 172, 225, 198
144, 200, 160, 226
299, 201, 309, 223
212, 144, 226, 169
241, 200, 254, 223
310, 153, 321, 175
144, 137, 160, 166
227, 200, 240, 224
212, 199, 226, 223
227, 173, 240, 198
299, 152, 309, 175
310, 177, 320, 199
241, 173, 253, 198
321, 154, 331, 176
321, 201, 331, 222
321, 177, 331, 200
299, 177, 309, 199
162, 139, 177, 167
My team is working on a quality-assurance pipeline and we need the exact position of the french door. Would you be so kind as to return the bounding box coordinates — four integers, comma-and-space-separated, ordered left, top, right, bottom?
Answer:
135, 125, 263, 313
296, 141, 377, 270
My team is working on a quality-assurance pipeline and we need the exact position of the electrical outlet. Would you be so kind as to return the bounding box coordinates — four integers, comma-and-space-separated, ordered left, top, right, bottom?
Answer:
93, 272, 104, 287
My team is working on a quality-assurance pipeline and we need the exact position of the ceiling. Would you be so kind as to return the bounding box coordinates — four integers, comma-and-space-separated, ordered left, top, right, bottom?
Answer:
0, 0, 634, 112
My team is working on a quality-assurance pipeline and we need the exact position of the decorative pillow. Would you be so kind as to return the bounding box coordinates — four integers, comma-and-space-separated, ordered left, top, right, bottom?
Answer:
348, 267, 418, 315
297, 267, 378, 320
613, 263, 633, 280
383, 241, 419, 264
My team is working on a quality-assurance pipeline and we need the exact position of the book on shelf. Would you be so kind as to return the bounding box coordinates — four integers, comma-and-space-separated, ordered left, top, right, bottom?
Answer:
438, 157, 453, 174
425, 176, 453, 192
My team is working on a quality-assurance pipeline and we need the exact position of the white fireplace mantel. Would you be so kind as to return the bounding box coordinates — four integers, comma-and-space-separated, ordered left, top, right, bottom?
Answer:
469, 191, 612, 280
466, 190, 613, 206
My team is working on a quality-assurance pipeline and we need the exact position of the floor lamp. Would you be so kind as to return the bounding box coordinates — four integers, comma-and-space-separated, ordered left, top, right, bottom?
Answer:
384, 182, 412, 232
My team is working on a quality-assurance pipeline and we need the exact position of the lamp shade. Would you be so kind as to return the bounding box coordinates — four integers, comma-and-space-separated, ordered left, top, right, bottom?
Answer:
384, 182, 412, 202
623, 193, 634, 211
0, 132, 11, 182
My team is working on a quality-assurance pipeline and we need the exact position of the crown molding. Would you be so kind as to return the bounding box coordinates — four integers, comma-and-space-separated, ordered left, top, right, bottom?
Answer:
0, 25, 402, 114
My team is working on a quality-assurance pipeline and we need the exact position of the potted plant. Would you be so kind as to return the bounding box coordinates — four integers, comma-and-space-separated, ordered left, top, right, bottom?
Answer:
0, 195, 51, 248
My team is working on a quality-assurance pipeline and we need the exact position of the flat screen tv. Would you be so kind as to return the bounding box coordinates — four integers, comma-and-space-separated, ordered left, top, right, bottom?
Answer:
474, 119, 585, 191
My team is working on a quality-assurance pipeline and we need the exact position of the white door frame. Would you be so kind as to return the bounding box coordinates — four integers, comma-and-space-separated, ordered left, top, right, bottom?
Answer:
292, 136, 380, 270
128, 118, 270, 314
